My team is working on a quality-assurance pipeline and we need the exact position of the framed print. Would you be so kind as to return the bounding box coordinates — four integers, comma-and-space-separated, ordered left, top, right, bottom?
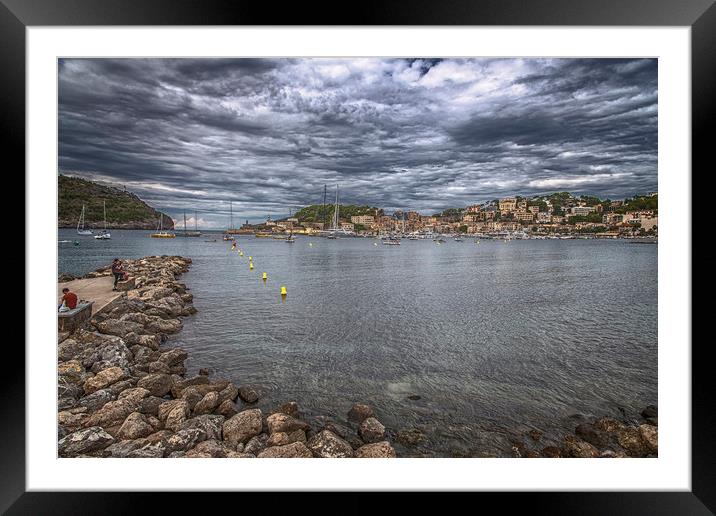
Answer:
6, 0, 713, 512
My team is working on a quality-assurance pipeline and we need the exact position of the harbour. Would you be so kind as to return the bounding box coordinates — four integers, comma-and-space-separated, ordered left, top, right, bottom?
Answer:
59, 228, 658, 457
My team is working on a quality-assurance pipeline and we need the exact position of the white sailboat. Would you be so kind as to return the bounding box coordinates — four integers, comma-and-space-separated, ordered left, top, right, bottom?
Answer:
76, 204, 93, 235
94, 201, 111, 239
320, 185, 354, 238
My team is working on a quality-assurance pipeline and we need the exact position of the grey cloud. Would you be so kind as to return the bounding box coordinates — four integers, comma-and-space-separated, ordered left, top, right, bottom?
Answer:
58, 57, 657, 226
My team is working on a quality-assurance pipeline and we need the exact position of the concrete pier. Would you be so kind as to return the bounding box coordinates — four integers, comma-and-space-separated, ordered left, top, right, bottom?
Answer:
57, 276, 123, 315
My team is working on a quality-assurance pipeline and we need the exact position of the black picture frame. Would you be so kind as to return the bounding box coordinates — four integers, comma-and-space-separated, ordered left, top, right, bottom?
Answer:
5, 0, 712, 512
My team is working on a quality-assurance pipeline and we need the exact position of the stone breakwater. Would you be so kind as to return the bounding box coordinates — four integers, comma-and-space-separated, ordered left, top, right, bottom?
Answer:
57, 255, 397, 458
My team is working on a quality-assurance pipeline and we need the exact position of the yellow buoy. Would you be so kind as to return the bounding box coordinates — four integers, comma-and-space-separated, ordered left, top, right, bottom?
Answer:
249, 262, 254, 270
249, 256, 252, 261
239, 251, 243, 256
262, 272, 267, 280
280, 286, 287, 296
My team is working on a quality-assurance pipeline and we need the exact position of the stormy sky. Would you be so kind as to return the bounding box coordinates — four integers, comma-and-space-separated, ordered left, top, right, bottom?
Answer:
58, 58, 657, 227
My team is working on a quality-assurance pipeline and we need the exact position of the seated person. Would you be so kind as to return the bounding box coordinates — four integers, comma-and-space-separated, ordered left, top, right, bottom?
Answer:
59, 287, 78, 312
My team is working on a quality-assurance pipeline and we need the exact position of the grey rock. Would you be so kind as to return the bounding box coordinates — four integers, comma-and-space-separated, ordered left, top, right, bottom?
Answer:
306, 430, 354, 458
59, 427, 115, 457
359, 417, 385, 444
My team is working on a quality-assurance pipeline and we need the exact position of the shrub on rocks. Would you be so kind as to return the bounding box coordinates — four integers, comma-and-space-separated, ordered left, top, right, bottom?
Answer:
223, 409, 263, 446
359, 417, 385, 444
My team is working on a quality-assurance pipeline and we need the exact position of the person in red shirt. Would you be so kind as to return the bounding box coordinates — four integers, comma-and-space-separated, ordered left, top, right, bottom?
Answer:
59, 288, 78, 311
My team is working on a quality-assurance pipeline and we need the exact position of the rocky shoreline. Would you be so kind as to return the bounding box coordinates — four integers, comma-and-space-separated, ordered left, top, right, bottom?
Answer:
57, 255, 396, 458
510, 405, 658, 458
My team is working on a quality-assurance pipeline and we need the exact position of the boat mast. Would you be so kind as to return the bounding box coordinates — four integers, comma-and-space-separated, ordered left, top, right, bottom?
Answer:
333, 185, 339, 230
322, 184, 327, 229
184, 211, 187, 234
194, 211, 198, 231
230, 201, 233, 231
103, 201, 107, 231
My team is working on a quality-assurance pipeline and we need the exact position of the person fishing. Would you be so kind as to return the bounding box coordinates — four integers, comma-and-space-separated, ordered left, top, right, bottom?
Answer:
111, 258, 125, 291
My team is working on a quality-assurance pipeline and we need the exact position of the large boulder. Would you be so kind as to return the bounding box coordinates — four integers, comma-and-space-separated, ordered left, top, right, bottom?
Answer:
359, 417, 385, 444
193, 392, 220, 415
218, 383, 239, 404
223, 409, 263, 446
306, 430, 354, 458
257, 442, 313, 458
355, 441, 397, 458
563, 435, 600, 458
186, 440, 231, 458
216, 400, 238, 419
157, 399, 190, 432
76, 389, 116, 412
84, 399, 136, 428
162, 428, 207, 455
94, 319, 144, 337
575, 423, 609, 448
59, 427, 115, 457
348, 403, 374, 423
83, 366, 127, 394
117, 412, 154, 440
244, 434, 269, 456
238, 385, 260, 403
180, 415, 225, 441
617, 427, 650, 457
146, 318, 183, 334
266, 413, 310, 434
137, 373, 173, 397
270, 401, 300, 419
639, 424, 658, 454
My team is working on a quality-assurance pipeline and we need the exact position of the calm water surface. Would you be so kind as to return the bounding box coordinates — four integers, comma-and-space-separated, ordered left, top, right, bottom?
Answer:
59, 229, 657, 457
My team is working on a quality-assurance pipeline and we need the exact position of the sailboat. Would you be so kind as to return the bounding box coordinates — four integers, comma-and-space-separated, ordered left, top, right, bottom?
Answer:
320, 185, 353, 238
150, 213, 175, 238
177, 211, 201, 237
93, 201, 111, 239
223, 202, 237, 240
76, 204, 93, 235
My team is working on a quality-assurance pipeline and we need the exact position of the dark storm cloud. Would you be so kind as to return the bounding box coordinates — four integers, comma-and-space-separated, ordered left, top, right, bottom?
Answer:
58, 57, 657, 226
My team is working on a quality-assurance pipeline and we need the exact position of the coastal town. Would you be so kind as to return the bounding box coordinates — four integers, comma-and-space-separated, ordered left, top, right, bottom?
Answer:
232, 190, 658, 240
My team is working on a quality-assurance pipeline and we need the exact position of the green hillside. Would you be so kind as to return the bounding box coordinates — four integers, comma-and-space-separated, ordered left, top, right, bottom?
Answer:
291, 204, 381, 223
58, 174, 174, 229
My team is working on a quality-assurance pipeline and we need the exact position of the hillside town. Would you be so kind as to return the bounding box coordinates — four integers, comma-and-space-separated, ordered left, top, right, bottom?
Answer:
233, 191, 658, 239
